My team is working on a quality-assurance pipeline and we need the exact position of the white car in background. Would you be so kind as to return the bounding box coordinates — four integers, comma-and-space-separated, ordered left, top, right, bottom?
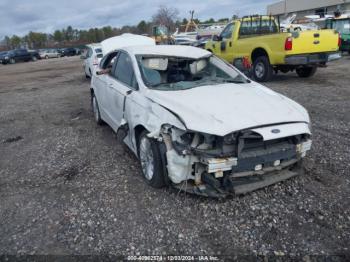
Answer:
39, 49, 61, 59
90, 35, 312, 197
82, 44, 103, 78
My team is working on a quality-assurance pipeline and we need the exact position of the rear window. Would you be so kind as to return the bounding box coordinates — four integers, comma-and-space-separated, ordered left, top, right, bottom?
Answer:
239, 18, 278, 37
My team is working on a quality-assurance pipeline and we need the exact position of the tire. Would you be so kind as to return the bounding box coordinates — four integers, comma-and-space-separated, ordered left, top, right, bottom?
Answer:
9, 58, 15, 64
296, 66, 317, 78
45, 55, 49, 59
252, 56, 273, 82
91, 94, 103, 125
32, 56, 37, 62
138, 131, 166, 188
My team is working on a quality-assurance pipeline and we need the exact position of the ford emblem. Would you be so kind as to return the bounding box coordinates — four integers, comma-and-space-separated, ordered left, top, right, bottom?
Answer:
271, 129, 280, 134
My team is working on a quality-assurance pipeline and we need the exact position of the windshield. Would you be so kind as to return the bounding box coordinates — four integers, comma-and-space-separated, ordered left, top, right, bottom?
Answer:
137, 55, 248, 91
333, 19, 350, 34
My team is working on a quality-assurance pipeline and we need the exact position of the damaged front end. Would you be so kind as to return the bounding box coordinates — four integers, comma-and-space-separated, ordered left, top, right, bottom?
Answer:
160, 124, 312, 197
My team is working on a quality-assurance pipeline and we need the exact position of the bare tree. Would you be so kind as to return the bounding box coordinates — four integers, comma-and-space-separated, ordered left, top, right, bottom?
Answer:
152, 5, 179, 33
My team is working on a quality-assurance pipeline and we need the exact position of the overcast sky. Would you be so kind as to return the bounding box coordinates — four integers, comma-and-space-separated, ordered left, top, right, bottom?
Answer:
0, 0, 277, 39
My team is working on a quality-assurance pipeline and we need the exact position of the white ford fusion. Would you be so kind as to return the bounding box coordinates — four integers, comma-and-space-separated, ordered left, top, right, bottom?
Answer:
91, 35, 312, 197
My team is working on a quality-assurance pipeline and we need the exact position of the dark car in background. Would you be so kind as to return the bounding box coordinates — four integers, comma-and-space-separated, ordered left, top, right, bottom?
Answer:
0, 49, 40, 64
61, 47, 77, 57
0, 51, 8, 64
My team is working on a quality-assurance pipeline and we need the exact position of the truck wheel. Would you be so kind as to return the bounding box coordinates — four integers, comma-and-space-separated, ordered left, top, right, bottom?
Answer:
138, 131, 166, 188
296, 66, 317, 78
252, 56, 273, 82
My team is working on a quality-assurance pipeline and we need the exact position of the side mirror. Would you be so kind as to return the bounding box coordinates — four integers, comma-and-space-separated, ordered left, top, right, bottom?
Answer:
212, 35, 222, 42
96, 69, 110, 75
80, 55, 86, 59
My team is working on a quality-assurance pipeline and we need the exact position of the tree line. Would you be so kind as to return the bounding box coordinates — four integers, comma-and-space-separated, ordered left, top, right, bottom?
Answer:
0, 6, 231, 50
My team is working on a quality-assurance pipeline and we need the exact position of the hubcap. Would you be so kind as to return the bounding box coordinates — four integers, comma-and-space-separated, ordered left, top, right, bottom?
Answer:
92, 97, 99, 121
139, 137, 154, 180
255, 62, 265, 78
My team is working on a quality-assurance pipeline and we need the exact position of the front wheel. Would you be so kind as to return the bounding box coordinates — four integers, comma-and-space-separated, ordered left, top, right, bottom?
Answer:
91, 94, 103, 125
138, 131, 166, 188
252, 56, 273, 82
296, 66, 317, 78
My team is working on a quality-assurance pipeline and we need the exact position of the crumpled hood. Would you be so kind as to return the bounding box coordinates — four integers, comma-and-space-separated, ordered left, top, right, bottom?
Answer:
146, 82, 310, 136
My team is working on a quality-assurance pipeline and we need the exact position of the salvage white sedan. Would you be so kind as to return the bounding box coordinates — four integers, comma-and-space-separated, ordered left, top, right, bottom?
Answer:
91, 44, 312, 197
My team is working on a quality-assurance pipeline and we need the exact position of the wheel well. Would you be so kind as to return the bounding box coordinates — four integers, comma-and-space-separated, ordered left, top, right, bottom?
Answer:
251, 48, 269, 63
134, 125, 147, 153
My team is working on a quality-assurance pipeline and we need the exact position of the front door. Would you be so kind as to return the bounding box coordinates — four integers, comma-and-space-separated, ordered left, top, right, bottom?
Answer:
218, 22, 236, 62
106, 51, 137, 131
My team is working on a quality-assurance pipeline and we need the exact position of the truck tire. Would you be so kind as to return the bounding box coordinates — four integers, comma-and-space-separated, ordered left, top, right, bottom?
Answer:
138, 130, 166, 188
252, 56, 273, 82
296, 66, 317, 78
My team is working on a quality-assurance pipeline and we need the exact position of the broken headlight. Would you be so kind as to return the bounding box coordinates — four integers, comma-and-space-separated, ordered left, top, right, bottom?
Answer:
164, 125, 216, 149
223, 133, 237, 145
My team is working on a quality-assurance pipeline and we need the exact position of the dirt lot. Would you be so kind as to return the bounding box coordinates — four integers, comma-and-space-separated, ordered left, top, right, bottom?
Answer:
0, 56, 349, 258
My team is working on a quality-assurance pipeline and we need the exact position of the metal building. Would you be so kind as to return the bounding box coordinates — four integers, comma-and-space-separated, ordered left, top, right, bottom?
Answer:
267, 0, 350, 19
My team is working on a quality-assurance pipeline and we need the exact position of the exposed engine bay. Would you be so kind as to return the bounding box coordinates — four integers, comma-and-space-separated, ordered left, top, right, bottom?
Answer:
159, 124, 312, 197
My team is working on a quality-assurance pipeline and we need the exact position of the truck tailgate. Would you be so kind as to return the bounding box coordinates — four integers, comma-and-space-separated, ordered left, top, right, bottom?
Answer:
288, 29, 339, 54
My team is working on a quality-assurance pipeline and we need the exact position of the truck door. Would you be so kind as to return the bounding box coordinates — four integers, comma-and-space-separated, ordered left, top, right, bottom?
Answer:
218, 22, 236, 62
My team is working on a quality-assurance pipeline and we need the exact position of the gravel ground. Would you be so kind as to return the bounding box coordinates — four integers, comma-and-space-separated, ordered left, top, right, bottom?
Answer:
0, 56, 349, 259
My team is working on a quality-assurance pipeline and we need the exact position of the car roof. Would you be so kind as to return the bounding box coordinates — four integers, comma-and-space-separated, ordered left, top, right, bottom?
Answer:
123, 45, 211, 59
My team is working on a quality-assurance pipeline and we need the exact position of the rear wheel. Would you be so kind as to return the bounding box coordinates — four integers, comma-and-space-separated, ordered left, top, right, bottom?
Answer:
252, 56, 273, 82
138, 131, 166, 188
296, 66, 317, 78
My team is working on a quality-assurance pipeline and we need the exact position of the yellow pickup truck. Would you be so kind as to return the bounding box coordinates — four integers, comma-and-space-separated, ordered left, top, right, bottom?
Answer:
205, 16, 341, 82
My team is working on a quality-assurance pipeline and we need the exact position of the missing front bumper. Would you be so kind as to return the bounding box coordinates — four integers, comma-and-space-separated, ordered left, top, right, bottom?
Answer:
173, 161, 302, 198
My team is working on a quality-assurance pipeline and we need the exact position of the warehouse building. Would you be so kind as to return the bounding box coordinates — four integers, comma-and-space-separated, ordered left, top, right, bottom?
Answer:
267, 0, 350, 19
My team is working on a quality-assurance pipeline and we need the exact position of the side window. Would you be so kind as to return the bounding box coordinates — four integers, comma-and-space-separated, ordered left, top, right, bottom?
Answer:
100, 52, 118, 70
239, 21, 251, 37
261, 19, 278, 34
87, 48, 93, 58
220, 23, 235, 40
113, 52, 137, 89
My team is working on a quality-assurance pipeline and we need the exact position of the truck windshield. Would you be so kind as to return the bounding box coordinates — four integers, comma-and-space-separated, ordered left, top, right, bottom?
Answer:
332, 19, 350, 34
137, 55, 248, 91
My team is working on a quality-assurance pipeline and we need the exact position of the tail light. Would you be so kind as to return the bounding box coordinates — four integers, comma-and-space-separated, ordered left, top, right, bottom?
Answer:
338, 33, 341, 47
285, 37, 293, 51
93, 56, 99, 65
